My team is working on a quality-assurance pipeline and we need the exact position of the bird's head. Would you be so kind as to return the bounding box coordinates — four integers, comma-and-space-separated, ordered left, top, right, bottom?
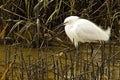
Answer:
64, 16, 80, 26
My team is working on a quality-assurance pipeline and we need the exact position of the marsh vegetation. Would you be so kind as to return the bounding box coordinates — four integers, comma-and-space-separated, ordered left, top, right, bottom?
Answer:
0, 0, 120, 80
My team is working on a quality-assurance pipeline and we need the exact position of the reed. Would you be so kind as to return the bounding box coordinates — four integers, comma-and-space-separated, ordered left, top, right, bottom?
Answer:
0, 0, 119, 47
0, 1, 120, 79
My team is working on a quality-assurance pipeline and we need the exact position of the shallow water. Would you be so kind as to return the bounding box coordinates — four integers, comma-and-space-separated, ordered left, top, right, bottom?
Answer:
0, 43, 120, 80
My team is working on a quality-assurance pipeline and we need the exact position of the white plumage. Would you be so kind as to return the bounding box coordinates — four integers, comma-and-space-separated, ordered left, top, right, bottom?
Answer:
64, 16, 111, 47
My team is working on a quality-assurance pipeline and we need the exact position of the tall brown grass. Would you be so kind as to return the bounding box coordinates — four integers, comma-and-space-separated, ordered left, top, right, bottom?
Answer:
0, 0, 119, 47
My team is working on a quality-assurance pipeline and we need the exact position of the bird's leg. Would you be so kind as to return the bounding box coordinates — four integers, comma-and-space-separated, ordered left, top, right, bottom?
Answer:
76, 45, 79, 54
88, 43, 96, 78
78, 43, 83, 75
75, 43, 79, 77
89, 43, 94, 57
100, 41, 105, 61
99, 41, 105, 80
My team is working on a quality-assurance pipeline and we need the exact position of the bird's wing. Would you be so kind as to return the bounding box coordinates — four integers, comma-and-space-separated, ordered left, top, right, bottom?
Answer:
74, 19, 103, 42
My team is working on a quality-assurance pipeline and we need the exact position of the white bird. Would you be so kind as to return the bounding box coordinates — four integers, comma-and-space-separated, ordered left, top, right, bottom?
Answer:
63, 16, 111, 47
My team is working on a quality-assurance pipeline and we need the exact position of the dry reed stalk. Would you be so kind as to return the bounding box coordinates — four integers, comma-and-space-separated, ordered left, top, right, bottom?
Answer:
0, 61, 14, 80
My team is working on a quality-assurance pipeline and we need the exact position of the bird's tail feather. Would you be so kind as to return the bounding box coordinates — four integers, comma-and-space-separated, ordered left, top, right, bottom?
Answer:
105, 27, 111, 36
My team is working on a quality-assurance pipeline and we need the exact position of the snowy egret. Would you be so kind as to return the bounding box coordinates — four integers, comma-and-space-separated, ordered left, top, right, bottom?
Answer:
63, 16, 111, 47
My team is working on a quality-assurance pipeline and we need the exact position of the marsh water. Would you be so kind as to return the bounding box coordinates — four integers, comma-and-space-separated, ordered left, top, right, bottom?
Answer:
0, 43, 120, 80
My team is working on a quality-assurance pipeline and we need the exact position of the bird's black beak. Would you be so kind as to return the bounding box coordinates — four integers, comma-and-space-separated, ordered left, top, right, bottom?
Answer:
54, 23, 64, 31
57, 23, 64, 27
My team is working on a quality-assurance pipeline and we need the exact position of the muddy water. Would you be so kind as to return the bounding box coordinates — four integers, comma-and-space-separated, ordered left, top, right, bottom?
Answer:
0, 43, 120, 80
